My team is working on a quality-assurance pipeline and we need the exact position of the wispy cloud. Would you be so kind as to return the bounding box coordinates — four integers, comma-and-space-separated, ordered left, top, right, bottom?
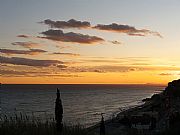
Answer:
71, 65, 180, 73
51, 52, 80, 56
159, 73, 173, 76
0, 56, 66, 67
39, 29, 104, 44
131, 62, 151, 66
12, 42, 41, 49
69, 65, 139, 73
109, 40, 122, 45
0, 69, 80, 78
0, 69, 48, 77
0, 48, 47, 55
41, 19, 91, 29
17, 34, 30, 38
82, 59, 121, 63
94, 23, 162, 38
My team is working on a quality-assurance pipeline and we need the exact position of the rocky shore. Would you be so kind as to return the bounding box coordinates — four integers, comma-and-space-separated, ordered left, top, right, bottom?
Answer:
89, 79, 180, 135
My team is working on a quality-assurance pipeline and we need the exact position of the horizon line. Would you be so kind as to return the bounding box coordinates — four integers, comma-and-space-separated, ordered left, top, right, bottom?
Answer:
1, 83, 166, 86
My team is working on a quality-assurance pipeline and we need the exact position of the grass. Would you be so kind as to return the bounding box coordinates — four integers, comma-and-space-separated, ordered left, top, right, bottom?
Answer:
2, 113, 180, 135
0, 113, 94, 135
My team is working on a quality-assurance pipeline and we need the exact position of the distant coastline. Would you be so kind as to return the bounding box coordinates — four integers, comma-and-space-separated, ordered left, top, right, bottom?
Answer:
89, 79, 180, 135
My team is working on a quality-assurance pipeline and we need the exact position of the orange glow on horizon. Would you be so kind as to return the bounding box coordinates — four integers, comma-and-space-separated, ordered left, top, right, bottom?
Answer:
0, 71, 175, 85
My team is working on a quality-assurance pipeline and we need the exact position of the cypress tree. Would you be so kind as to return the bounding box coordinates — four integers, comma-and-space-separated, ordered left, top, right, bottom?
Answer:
100, 113, 105, 135
55, 88, 63, 132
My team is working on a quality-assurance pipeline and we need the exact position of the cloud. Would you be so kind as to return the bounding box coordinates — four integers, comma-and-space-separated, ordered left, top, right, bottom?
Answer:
68, 64, 180, 74
56, 65, 68, 69
131, 63, 150, 66
91, 65, 139, 72
17, 34, 30, 38
79, 56, 153, 64
0, 69, 80, 77
0, 69, 48, 77
39, 29, 104, 44
94, 23, 162, 38
83, 59, 121, 63
41, 19, 91, 29
110, 40, 121, 45
12, 42, 41, 49
0, 48, 47, 55
159, 73, 173, 76
0, 56, 66, 67
51, 52, 80, 56
92, 69, 106, 73
40, 19, 162, 38
70, 65, 139, 73
56, 46, 72, 49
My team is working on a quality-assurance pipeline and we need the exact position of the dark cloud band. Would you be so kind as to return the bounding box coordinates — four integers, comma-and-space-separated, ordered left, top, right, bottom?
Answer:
94, 23, 162, 38
42, 19, 90, 29
0, 48, 46, 55
40, 19, 162, 38
39, 29, 104, 44
17, 35, 29, 38
0, 56, 65, 67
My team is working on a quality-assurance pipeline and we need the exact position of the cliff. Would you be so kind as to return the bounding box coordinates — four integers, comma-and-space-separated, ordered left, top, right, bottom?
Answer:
164, 79, 180, 97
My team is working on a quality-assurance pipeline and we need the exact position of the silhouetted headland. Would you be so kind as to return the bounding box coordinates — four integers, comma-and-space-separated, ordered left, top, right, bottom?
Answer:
89, 79, 180, 135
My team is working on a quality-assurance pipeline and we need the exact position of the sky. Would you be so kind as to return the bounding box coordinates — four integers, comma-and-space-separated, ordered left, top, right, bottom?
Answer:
0, 0, 180, 84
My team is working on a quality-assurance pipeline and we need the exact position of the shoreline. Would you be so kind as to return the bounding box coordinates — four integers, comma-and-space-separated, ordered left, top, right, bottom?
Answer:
88, 79, 180, 135
87, 103, 145, 130
88, 91, 165, 135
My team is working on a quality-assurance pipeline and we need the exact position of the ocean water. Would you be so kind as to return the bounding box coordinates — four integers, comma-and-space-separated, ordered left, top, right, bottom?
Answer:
0, 84, 164, 126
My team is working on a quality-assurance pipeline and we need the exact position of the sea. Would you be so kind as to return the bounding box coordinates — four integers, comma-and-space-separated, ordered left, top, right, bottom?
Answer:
0, 84, 165, 127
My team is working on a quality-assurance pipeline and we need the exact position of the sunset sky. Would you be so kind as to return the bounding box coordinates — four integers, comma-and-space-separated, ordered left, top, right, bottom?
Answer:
0, 0, 180, 84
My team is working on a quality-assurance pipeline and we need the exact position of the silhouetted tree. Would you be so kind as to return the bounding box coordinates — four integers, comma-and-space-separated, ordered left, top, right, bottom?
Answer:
55, 88, 63, 133
100, 113, 105, 135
